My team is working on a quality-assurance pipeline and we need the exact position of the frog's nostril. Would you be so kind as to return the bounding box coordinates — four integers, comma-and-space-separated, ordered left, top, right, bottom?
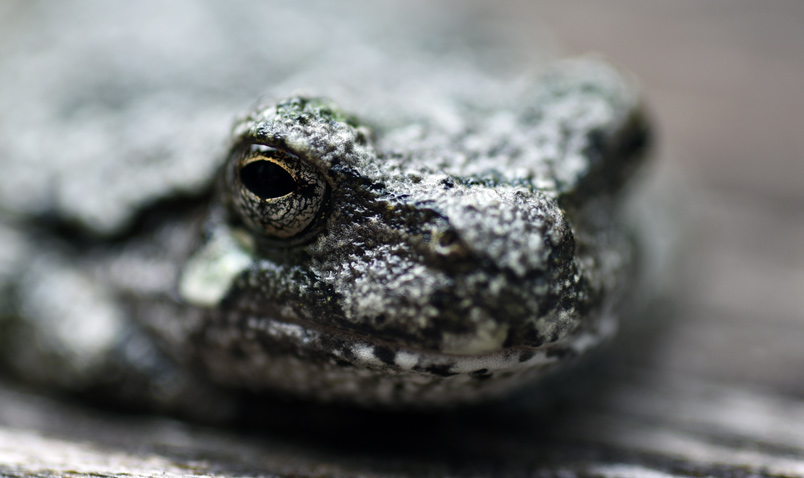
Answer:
433, 228, 467, 257
437, 229, 459, 248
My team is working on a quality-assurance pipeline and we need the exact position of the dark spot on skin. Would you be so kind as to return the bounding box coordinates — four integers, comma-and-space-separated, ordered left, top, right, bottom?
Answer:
368, 182, 386, 192
517, 329, 545, 348
373, 346, 396, 365
440, 177, 455, 189
374, 314, 387, 325
420, 364, 457, 377
518, 351, 535, 363
338, 345, 356, 362
558, 295, 575, 312
470, 369, 492, 380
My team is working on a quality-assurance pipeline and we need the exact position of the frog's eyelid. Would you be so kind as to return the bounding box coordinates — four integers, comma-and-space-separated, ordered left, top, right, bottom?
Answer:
248, 143, 278, 155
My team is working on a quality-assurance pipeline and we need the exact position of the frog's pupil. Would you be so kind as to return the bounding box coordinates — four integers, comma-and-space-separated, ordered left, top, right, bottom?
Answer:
240, 160, 297, 199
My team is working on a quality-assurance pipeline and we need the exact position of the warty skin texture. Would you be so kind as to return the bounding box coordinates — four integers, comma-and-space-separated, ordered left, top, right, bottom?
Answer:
160, 63, 649, 406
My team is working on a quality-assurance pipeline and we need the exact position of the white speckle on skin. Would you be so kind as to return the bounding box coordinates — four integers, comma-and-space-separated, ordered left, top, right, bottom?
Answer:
264, 321, 307, 342
352, 344, 381, 365
394, 351, 418, 370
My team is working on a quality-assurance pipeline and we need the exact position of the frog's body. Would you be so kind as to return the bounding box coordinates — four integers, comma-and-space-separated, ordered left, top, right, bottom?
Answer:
0, 1, 650, 412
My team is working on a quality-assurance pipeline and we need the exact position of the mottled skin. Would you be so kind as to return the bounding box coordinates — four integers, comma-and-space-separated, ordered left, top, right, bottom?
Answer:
0, 1, 650, 413
156, 64, 647, 407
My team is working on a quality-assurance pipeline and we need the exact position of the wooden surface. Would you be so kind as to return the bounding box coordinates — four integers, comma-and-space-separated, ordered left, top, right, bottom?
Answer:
1, 2, 803, 477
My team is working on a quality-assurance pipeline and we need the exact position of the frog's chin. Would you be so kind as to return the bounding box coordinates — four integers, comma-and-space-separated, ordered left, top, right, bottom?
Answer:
197, 312, 617, 407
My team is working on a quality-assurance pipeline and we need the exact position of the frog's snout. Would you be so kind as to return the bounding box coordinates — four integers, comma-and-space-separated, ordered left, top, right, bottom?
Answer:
381, 187, 582, 353
423, 187, 573, 280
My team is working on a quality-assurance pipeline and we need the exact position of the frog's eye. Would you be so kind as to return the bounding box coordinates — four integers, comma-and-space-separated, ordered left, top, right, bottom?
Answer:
229, 144, 329, 241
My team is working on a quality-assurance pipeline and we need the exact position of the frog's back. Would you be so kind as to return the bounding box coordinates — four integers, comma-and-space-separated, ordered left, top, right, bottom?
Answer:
0, 1, 545, 234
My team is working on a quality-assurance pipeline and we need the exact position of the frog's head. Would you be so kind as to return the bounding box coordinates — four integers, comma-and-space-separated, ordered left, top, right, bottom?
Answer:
177, 61, 650, 405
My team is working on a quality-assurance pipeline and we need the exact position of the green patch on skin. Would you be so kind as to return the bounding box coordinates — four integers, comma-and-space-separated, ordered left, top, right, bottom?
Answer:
275, 97, 361, 127
178, 226, 255, 308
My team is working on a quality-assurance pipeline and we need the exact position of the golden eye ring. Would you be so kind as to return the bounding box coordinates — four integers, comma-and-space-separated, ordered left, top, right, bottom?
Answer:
229, 144, 329, 241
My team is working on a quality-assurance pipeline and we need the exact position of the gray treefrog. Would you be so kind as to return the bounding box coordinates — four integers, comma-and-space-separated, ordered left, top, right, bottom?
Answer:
0, 0, 650, 414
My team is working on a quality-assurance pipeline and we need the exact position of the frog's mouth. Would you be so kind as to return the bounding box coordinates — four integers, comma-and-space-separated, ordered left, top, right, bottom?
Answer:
207, 279, 613, 363
265, 313, 613, 374
189, 305, 619, 406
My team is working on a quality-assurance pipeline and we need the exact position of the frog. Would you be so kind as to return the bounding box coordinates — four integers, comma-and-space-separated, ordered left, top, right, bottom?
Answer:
0, 0, 651, 415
